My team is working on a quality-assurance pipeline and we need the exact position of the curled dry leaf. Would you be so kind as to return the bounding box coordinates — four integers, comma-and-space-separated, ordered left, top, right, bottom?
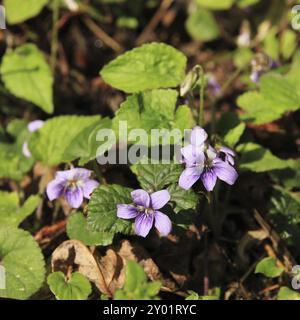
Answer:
236, 229, 269, 268
51, 239, 112, 296
51, 239, 172, 297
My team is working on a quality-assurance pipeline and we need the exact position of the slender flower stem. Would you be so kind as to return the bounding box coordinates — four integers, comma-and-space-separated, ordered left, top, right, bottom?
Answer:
198, 66, 205, 126
51, 0, 60, 72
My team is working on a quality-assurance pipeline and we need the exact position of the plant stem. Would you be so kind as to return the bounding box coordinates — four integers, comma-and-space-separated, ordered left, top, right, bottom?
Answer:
51, 0, 60, 72
198, 67, 205, 126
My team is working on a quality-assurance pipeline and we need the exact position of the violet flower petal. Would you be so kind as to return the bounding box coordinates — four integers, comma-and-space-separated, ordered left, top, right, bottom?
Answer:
179, 166, 202, 190
201, 170, 217, 191
64, 186, 84, 209
135, 213, 154, 237
181, 145, 205, 167
22, 141, 31, 158
150, 190, 170, 210
117, 204, 139, 219
213, 159, 238, 186
82, 179, 99, 199
46, 179, 65, 201
154, 211, 172, 236
220, 146, 235, 157
190, 126, 208, 146
73, 168, 93, 181
28, 120, 44, 133
131, 189, 150, 207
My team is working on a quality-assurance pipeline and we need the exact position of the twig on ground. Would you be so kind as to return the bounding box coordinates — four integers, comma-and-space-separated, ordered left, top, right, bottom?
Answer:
136, 0, 174, 45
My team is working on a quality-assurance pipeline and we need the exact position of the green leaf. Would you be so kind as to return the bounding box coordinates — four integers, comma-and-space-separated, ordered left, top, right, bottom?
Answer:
237, 143, 291, 172
218, 111, 246, 147
47, 271, 92, 300
114, 261, 161, 300
278, 287, 300, 300
112, 89, 194, 142
286, 50, 300, 96
131, 161, 183, 192
167, 183, 198, 214
186, 9, 220, 42
5, 0, 49, 24
268, 187, 300, 248
186, 288, 220, 300
196, 0, 234, 10
87, 185, 133, 234
100, 43, 187, 93
0, 226, 45, 299
0, 120, 34, 181
63, 117, 113, 166
0, 44, 54, 113
67, 212, 114, 246
263, 27, 279, 61
280, 30, 297, 60
0, 191, 40, 227
173, 104, 196, 132
237, 73, 300, 124
255, 257, 284, 278
233, 48, 253, 69
29, 115, 101, 166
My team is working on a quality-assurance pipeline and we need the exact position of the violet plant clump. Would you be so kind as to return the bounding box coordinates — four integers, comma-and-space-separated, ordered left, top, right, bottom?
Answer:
179, 126, 238, 191
47, 168, 99, 208
117, 189, 171, 237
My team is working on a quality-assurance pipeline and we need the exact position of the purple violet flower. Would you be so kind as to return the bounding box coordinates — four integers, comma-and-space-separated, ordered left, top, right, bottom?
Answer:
181, 126, 208, 165
22, 120, 45, 158
179, 127, 238, 191
207, 75, 221, 96
46, 168, 99, 208
117, 189, 172, 238
219, 146, 236, 166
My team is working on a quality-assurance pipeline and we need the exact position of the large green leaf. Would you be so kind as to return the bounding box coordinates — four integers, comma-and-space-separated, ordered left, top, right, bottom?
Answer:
0, 44, 54, 113
47, 271, 92, 300
0, 227, 45, 300
255, 257, 284, 278
186, 9, 220, 42
0, 191, 40, 227
87, 185, 133, 234
5, 0, 49, 24
63, 117, 113, 166
29, 115, 101, 166
112, 89, 194, 142
114, 261, 161, 300
237, 143, 291, 172
237, 73, 300, 124
67, 212, 114, 246
100, 43, 187, 93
